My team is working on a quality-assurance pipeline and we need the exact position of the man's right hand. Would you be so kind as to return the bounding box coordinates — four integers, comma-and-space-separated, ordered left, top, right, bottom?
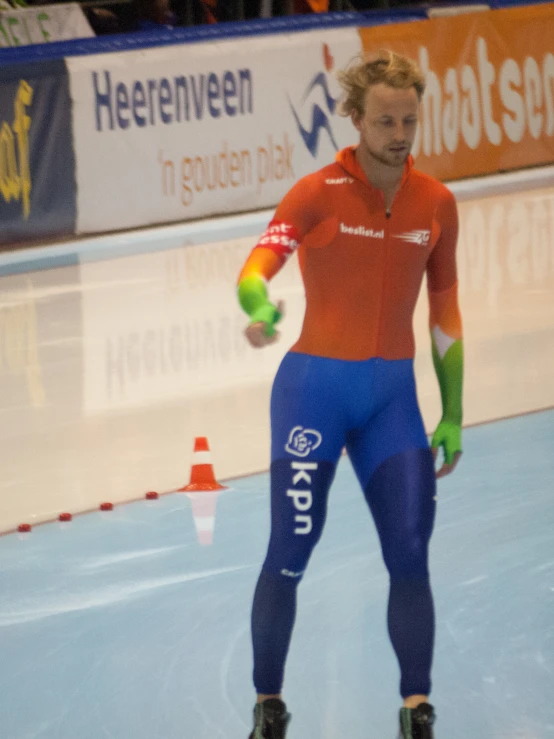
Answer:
244, 300, 284, 348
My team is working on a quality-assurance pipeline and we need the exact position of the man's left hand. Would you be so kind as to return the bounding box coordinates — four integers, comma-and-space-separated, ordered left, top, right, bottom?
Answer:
431, 421, 462, 479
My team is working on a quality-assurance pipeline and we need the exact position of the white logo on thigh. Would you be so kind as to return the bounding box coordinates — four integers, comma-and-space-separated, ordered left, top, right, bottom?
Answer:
281, 568, 304, 578
285, 426, 322, 457
287, 461, 317, 535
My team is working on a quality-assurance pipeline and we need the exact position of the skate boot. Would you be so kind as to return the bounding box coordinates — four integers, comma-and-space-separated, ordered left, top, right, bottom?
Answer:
398, 702, 435, 739
248, 698, 291, 739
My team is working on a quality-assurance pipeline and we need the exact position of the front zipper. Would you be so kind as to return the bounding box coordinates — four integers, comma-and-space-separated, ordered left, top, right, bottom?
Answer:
375, 197, 391, 358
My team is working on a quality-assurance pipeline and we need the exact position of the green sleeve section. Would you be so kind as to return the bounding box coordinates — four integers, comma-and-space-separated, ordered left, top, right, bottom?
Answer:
237, 274, 282, 337
431, 338, 464, 461
237, 274, 268, 316
431, 338, 463, 425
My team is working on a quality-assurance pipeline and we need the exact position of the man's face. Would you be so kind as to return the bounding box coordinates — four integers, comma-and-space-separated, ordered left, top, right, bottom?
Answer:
352, 83, 420, 168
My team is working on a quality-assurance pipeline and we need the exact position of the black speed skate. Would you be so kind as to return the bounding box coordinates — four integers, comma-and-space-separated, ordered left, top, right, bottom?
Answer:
398, 702, 435, 739
248, 698, 291, 739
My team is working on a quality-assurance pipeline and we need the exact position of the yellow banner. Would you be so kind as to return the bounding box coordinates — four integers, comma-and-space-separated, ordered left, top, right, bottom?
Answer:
358, 4, 554, 180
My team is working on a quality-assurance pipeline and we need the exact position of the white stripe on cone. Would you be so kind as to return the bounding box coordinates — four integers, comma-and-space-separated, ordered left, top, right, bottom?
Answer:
191, 451, 212, 465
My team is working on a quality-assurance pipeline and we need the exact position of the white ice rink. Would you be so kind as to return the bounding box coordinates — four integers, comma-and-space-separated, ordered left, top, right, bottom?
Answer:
0, 168, 553, 738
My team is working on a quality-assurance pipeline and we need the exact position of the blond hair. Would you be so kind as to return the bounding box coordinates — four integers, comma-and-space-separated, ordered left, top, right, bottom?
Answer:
337, 50, 425, 117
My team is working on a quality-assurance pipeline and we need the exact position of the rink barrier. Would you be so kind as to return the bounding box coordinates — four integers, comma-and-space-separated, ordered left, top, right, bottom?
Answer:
0, 1, 553, 246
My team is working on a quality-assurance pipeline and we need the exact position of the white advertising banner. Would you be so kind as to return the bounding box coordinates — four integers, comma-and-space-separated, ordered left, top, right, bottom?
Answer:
67, 28, 363, 234
0, 3, 94, 47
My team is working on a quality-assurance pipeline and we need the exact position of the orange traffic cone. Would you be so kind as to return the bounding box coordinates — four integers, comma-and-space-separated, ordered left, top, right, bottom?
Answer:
179, 437, 226, 492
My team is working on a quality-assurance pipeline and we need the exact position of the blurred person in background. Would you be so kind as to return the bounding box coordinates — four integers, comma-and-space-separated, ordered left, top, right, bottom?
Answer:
135, 0, 177, 28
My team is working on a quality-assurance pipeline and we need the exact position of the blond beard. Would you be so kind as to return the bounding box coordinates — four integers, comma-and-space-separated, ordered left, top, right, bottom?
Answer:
367, 144, 411, 169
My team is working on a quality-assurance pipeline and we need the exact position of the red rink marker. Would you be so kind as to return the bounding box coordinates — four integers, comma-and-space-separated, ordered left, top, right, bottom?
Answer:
99, 502, 114, 511
59, 512, 72, 522
18, 523, 31, 533
145, 491, 159, 500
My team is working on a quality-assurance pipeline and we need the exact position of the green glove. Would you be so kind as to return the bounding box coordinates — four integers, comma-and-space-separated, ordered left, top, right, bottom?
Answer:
249, 300, 283, 337
431, 420, 462, 464
238, 274, 282, 337
430, 334, 463, 466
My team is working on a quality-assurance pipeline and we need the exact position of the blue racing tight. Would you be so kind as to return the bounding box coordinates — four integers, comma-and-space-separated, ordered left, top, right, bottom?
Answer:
251, 352, 437, 699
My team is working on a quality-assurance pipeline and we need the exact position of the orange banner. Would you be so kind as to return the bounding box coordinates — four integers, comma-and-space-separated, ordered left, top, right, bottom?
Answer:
358, 4, 554, 181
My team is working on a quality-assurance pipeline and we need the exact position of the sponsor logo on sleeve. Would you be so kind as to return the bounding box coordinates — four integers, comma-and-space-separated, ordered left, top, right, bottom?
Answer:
257, 220, 301, 258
